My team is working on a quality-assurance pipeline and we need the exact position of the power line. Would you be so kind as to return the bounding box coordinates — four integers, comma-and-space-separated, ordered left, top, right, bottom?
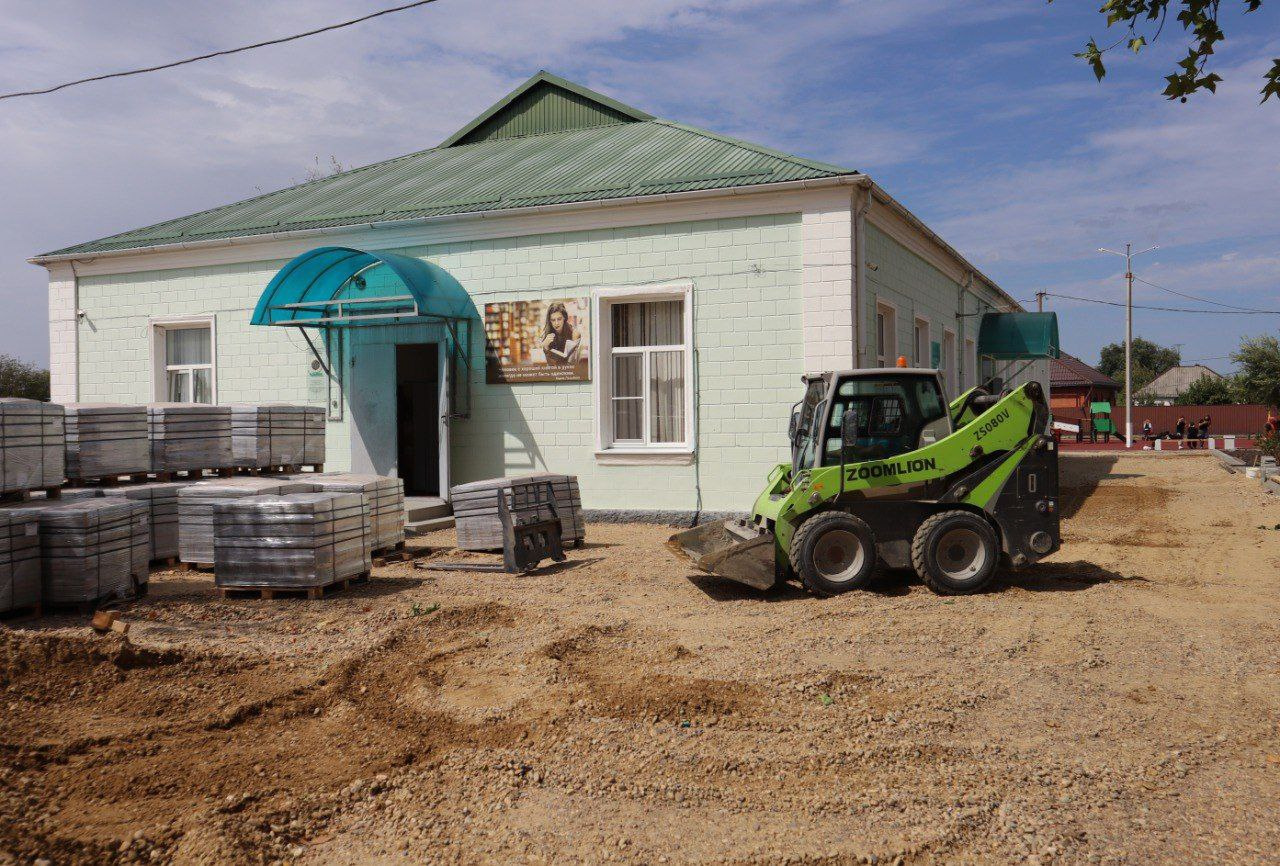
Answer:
1133, 275, 1277, 313
0, 0, 443, 102
1042, 291, 1280, 315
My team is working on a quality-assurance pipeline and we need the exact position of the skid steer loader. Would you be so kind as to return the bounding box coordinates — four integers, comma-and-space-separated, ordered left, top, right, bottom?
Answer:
670, 314, 1061, 596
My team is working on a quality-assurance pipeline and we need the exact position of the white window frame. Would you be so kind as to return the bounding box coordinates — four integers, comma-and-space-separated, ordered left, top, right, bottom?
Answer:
913, 316, 930, 368
942, 329, 957, 396
150, 315, 217, 404
875, 301, 897, 367
592, 282, 695, 465
964, 338, 977, 390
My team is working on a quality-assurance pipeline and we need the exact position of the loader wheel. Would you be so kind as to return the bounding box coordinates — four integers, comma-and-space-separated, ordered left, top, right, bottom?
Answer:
911, 510, 999, 595
789, 511, 876, 596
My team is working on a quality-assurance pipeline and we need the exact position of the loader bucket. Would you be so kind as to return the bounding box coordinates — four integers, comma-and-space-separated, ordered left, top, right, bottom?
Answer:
666, 519, 777, 590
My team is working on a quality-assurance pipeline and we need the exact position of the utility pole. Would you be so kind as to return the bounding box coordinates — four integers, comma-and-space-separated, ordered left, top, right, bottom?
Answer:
1099, 243, 1159, 449
1035, 291, 1046, 312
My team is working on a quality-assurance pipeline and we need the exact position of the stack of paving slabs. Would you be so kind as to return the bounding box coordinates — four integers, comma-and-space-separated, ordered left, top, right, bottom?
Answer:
213, 492, 371, 590
285, 473, 404, 552
147, 403, 233, 473
231, 404, 308, 469
0, 398, 65, 494
451, 473, 585, 551
56, 488, 106, 503
302, 406, 326, 466
178, 478, 318, 564
63, 403, 150, 480
0, 510, 40, 614
2, 498, 148, 605
119, 482, 190, 561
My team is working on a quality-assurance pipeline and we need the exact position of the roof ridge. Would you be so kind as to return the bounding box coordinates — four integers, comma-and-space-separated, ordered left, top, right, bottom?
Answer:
652, 119, 855, 176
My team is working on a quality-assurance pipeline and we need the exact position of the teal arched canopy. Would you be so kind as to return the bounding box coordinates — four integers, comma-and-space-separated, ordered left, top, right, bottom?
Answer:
251, 246, 477, 327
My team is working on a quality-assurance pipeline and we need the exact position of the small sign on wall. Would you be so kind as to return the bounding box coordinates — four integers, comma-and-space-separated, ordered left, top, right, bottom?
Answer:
484, 298, 591, 384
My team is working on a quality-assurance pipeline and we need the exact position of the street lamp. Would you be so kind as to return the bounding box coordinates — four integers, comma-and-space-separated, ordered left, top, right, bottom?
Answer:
1098, 243, 1159, 448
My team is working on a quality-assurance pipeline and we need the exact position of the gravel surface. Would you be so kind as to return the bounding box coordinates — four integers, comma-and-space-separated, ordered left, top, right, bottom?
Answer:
2, 452, 1279, 864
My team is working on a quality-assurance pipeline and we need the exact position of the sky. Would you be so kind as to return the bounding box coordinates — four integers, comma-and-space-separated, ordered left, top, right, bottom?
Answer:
1, 0, 1277, 372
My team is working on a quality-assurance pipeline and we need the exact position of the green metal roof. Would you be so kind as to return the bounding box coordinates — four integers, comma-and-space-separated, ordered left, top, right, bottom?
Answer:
41, 71, 856, 258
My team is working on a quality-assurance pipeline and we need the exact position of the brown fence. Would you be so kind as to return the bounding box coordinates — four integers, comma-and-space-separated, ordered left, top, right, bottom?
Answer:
1120, 404, 1271, 436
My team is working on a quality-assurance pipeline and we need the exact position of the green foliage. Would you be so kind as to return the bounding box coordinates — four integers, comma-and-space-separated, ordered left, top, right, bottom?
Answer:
1257, 429, 1280, 460
1232, 334, 1280, 406
0, 355, 50, 401
1174, 374, 1241, 405
1056, 1, 1280, 103
1097, 338, 1180, 400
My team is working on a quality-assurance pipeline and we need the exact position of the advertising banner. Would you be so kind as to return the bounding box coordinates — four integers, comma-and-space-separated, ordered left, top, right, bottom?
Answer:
484, 298, 591, 384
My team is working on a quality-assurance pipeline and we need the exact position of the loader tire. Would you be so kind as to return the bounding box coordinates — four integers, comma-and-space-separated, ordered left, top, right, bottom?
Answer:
789, 511, 876, 596
911, 510, 999, 595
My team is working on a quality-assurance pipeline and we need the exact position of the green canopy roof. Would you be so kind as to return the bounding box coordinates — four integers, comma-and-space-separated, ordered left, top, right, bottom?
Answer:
976, 312, 1060, 360
251, 246, 477, 328
40, 71, 855, 258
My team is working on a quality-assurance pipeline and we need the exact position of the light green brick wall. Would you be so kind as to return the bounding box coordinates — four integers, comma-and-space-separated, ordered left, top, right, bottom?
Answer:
864, 223, 1046, 393
75, 213, 803, 513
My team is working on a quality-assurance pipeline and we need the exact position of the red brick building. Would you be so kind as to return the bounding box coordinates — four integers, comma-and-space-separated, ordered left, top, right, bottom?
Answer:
1049, 353, 1120, 424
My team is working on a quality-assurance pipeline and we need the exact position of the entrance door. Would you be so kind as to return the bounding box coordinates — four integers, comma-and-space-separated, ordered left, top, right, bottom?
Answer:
396, 344, 440, 496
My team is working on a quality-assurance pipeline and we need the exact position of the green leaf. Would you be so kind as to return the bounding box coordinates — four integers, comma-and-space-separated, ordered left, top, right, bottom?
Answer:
1129, 35, 1147, 52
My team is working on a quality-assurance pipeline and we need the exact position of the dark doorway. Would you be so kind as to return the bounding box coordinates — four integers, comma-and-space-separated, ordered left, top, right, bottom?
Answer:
396, 344, 440, 496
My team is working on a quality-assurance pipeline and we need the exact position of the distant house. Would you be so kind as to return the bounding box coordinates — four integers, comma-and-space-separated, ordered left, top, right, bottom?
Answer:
1138, 365, 1223, 405
1049, 353, 1120, 422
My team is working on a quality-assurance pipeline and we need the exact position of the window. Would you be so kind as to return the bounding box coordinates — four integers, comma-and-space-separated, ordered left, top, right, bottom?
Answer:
815, 374, 950, 466
152, 318, 215, 403
914, 318, 930, 367
594, 284, 693, 458
942, 330, 957, 396
875, 302, 897, 367
964, 338, 977, 390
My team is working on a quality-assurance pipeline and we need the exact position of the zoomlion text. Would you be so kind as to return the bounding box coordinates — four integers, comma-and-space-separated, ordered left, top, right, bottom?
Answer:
846, 457, 938, 481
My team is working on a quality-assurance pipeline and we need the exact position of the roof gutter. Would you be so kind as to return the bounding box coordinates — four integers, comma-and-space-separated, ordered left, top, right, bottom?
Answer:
29, 174, 869, 267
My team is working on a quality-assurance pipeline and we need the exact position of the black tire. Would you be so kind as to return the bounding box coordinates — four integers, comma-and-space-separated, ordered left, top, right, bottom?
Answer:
789, 511, 877, 596
910, 510, 1000, 595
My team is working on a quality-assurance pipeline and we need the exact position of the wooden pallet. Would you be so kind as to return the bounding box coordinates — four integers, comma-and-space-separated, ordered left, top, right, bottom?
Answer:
233, 464, 301, 477
176, 561, 215, 572
0, 486, 63, 504
217, 571, 370, 600
65, 471, 153, 488
150, 556, 179, 570
0, 602, 43, 620
372, 544, 413, 567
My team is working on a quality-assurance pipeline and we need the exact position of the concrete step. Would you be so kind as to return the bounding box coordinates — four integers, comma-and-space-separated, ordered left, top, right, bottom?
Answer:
405, 515, 455, 537
405, 496, 451, 523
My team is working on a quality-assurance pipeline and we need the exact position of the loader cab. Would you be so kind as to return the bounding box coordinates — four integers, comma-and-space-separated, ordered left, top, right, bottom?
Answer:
792, 369, 951, 471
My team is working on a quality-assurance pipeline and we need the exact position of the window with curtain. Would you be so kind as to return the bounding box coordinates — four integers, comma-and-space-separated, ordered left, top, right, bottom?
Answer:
161, 325, 213, 403
606, 299, 687, 446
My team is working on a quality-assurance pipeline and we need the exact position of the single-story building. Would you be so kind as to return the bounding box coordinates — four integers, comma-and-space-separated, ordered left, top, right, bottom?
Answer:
32, 71, 1037, 517
1137, 364, 1223, 405
1049, 352, 1120, 423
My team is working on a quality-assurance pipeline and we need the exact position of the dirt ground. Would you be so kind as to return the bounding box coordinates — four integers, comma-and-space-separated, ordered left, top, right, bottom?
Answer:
3, 452, 1279, 865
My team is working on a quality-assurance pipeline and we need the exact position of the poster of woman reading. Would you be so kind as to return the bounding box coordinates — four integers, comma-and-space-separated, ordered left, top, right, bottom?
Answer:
484, 297, 591, 384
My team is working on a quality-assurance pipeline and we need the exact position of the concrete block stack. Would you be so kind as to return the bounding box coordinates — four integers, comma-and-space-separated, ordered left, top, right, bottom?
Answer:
231, 404, 308, 469
302, 406, 326, 467
147, 404, 233, 473
177, 478, 318, 564
0, 399, 65, 494
0, 510, 40, 614
63, 404, 150, 481
119, 482, 190, 561
451, 473, 584, 551
2, 498, 149, 605
213, 492, 371, 591
285, 472, 404, 552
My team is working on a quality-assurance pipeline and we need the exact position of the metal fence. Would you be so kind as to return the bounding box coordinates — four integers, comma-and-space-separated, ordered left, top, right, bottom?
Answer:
1126, 404, 1271, 436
